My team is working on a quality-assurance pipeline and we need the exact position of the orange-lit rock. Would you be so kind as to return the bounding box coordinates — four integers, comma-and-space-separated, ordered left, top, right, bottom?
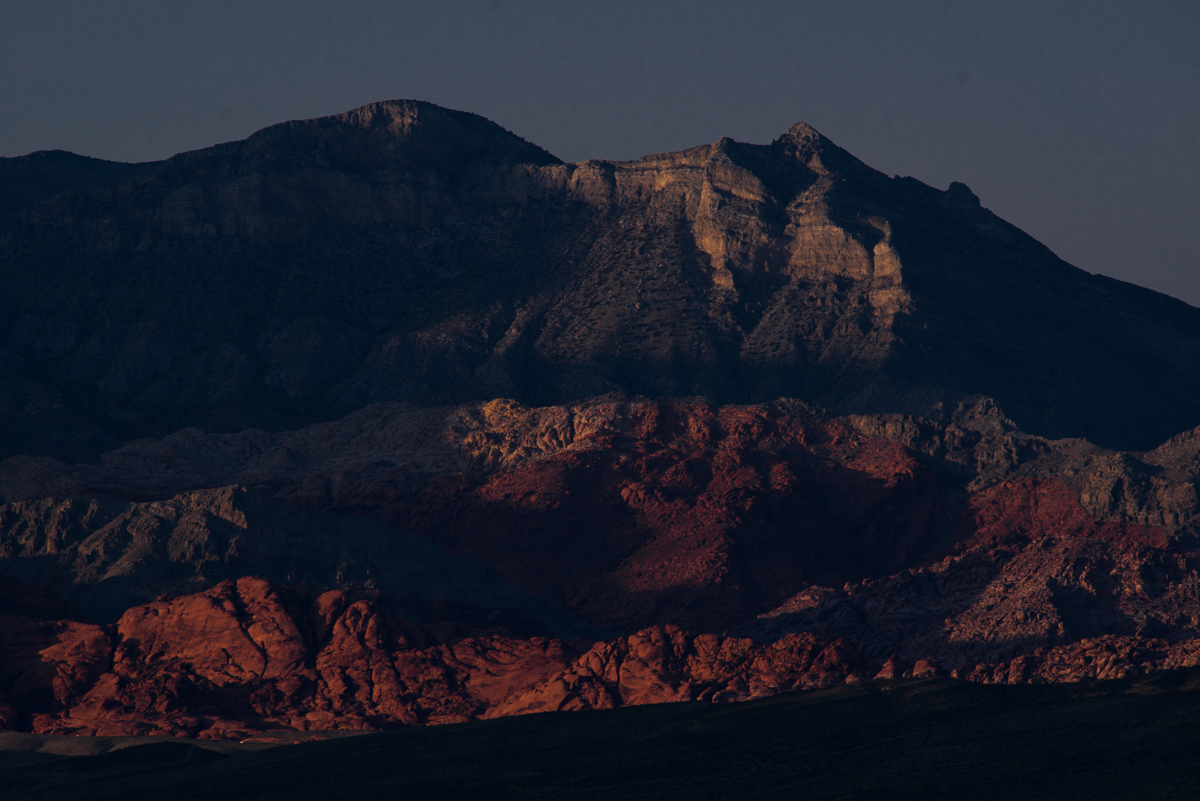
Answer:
750, 476, 1200, 670
10, 578, 865, 738
0, 615, 110, 730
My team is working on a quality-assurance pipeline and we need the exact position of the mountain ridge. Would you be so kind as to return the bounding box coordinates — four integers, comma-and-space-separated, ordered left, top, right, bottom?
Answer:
4, 100, 1200, 459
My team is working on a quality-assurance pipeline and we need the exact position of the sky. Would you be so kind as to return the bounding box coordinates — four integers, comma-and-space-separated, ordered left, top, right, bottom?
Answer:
3, 1, 1198, 304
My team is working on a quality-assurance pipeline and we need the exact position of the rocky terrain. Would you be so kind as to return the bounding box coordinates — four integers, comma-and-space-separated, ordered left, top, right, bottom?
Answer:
5, 100, 1200, 739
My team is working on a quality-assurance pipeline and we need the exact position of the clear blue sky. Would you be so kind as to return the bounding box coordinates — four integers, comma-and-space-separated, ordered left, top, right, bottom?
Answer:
3, 1, 1198, 304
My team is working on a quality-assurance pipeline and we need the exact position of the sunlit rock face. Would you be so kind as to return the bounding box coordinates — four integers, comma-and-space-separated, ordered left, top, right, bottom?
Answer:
10, 576, 866, 738
6, 101, 1200, 737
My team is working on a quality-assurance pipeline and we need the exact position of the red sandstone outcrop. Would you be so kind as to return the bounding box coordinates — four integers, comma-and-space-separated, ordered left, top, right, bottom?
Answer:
962, 635, 1200, 684
6, 474, 1200, 740
12, 567, 1200, 740
7, 399, 1200, 739
3, 577, 864, 738
0, 612, 110, 731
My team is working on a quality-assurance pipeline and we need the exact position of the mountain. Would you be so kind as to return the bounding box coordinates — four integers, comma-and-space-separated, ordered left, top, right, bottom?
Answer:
4, 100, 1200, 741
4, 100, 1200, 463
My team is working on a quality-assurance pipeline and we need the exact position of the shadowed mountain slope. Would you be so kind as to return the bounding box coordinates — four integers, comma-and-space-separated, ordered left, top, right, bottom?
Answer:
0, 151, 151, 235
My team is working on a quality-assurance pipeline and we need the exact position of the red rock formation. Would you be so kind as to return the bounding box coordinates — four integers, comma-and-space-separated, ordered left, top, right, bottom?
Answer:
7, 577, 863, 738
16, 568, 1200, 740
8, 403, 1200, 739
0, 614, 110, 731
954, 477, 1170, 550
6, 469, 1200, 739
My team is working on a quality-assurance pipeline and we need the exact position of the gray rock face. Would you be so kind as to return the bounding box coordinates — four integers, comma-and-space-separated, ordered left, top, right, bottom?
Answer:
3, 100, 1200, 461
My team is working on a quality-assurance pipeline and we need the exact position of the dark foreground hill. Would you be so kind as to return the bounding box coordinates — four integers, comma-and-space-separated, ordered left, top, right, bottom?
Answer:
6, 672, 1200, 801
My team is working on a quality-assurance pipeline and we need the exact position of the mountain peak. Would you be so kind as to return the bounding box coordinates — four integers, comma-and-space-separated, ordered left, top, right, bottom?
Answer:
943, 180, 981, 207
770, 120, 873, 178
780, 120, 825, 142
320, 100, 562, 167
195, 99, 562, 172
326, 99, 502, 137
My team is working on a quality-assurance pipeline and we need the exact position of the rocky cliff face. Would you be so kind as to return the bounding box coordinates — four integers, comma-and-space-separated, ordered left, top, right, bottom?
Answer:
5, 100, 1200, 738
